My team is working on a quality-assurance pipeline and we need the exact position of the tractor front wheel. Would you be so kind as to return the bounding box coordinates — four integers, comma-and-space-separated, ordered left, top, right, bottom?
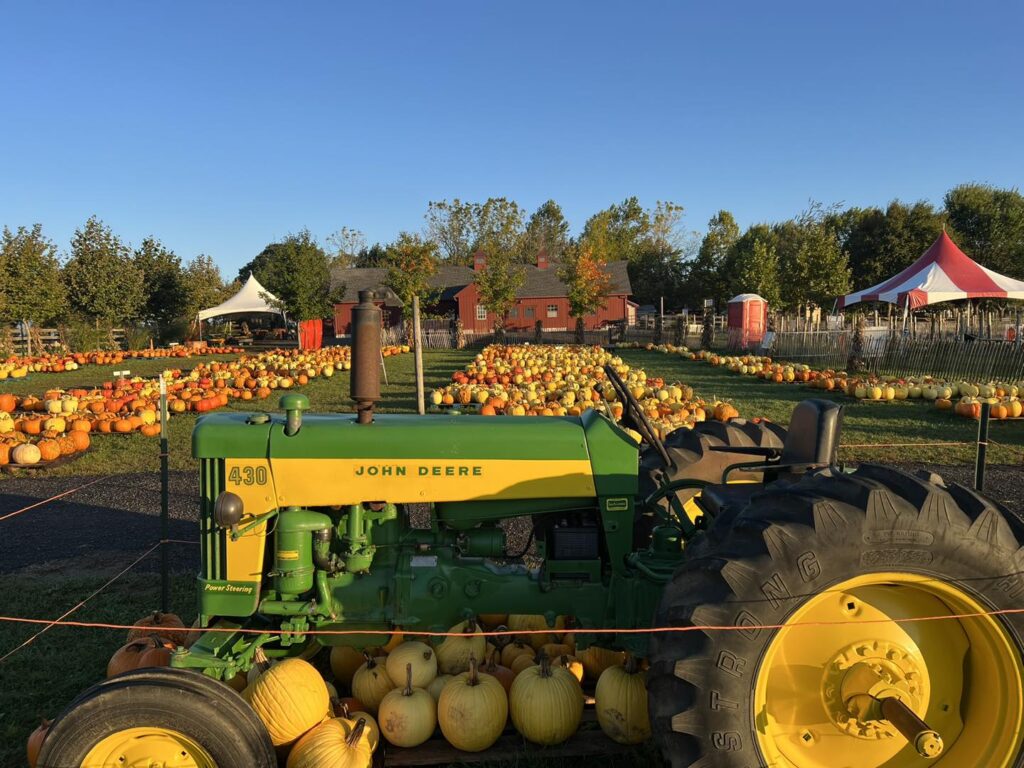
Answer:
648, 464, 1024, 768
38, 667, 275, 768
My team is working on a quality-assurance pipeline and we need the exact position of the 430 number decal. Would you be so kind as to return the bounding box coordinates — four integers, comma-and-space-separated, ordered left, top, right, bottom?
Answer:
229, 466, 269, 486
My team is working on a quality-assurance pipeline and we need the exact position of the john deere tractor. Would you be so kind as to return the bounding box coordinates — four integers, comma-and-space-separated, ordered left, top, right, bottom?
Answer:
40, 292, 1024, 767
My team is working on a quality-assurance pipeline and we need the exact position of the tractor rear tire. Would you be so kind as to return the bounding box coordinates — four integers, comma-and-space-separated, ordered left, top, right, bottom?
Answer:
648, 463, 1024, 768
38, 667, 275, 768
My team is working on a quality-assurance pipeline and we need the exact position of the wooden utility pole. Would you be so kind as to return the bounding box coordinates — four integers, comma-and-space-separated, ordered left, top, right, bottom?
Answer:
413, 296, 425, 415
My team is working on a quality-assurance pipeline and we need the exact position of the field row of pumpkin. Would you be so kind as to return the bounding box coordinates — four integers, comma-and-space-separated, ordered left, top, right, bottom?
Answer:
429, 344, 740, 439
0, 345, 243, 379
0, 345, 410, 464
28, 611, 646, 766
623, 342, 1024, 421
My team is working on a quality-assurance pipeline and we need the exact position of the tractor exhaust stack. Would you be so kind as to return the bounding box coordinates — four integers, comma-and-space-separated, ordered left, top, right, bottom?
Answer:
350, 290, 381, 424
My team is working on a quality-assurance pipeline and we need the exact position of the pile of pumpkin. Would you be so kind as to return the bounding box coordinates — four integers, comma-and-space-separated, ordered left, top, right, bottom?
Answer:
431, 344, 738, 438
29, 611, 650, 767
0, 345, 241, 380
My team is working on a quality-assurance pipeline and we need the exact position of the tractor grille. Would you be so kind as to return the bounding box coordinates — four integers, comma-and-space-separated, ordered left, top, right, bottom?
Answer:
199, 458, 226, 581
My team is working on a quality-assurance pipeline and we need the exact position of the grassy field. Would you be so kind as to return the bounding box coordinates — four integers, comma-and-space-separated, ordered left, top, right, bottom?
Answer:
2, 345, 1021, 765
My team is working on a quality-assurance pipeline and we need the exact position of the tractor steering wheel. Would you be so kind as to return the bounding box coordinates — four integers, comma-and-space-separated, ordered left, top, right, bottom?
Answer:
603, 364, 674, 469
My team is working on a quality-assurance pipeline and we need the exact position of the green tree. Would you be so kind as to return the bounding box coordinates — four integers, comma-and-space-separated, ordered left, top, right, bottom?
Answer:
354, 243, 388, 268
383, 233, 440, 324
0, 225, 66, 325
730, 224, 781, 307
243, 231, 342, 320
558, 242, 612, 341
944, 183, 1024, 276
425, 199, 478, 265
525, 200, 570, 263
775, 205, 851, 310
182, 254, 229, 321
325, 226, 366, 268
690, 210, 740, 307
134, 237, 186, 334
64, 216, 145, 326
581, 197, 651, 263
473, 199, 527, 334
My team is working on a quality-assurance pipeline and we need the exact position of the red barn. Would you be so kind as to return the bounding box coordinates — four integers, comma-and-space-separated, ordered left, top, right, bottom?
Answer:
331, 251, 634, 336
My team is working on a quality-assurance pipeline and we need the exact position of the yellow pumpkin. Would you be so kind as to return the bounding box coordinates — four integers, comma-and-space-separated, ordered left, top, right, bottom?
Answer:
386, 641, 437, 688
247, 647, 273, 686
595, 656, 650, 744
435, 619, 486, 675
329, 645, 365, 687
286, 717, 374, 768
438, 657, 508, 752
577, 644, 626, 681
426, 674, 453, 701
553, 654, 584, 683
507, 614, 565, 650
11, 443, 41, 465
351, 654, 395, 715
378, 663, 437, 747
510, 652, 537, 677
335, 703, 381, 753
500, 640, 534, 668
247, 658, 330, 746
510, 656, 583, 745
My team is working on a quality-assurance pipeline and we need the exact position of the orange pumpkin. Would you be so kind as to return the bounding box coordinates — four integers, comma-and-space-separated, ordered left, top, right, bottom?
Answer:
26, 718, 51, 768
36, 440, 61, 462
70, 419, 91, 432
713, 402, 740, 421
0, 393, 16, 413
22, 419, 41, 436
127, 611, 189, 645
69, 431, 91, 452
140, 424, 161, 437
0, 443, 10, 466
58, 436, 77, 456
113, 419, 134, 433
107, 636, 174, 677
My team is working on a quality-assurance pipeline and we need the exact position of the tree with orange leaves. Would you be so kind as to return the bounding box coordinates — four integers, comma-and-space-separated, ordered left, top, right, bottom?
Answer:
558, 241, 613, 343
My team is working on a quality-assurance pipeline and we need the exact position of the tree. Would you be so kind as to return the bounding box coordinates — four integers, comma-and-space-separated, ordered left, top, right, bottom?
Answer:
473, 199, 527, 334
425, 199, 478, 265
325, 227, 366, 269
383, 233, 440, 326
774, 204, 851, 310
64, 216, 145, 326
944, 184, 1024, 277
181, 254, 229, 322
581, 197, 651, 263
558, 242, 612, 341
353, 243, 388, 268
730, 225, 781, 308
0, 225, 66, 325
243, 231, 342, 321
134, 237, 186, 333
525, 200, 570, 263
690, 211, 740, 307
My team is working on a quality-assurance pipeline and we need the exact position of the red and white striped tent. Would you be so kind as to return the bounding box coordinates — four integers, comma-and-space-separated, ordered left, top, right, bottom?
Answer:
839, 231, 1024, 310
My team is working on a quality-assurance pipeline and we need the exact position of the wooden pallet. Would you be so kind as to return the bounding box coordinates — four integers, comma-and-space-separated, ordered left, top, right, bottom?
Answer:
377, 710, 639, 767
1, 452, 84, 474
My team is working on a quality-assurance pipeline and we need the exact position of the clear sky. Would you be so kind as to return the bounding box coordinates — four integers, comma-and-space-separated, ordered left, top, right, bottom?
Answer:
2, 1, 1021, 275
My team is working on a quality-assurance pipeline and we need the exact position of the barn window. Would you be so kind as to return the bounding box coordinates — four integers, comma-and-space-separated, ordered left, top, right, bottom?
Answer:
525, 306, 535, 318
509, 307, 518, 319
476, 305, 487, 321
547, 304, 558, 318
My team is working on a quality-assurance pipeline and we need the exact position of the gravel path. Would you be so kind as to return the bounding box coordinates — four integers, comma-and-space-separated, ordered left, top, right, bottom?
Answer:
1, 463, 1022, 576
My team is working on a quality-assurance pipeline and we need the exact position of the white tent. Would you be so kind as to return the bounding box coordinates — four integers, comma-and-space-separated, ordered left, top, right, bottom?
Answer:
197, 274, 284, 322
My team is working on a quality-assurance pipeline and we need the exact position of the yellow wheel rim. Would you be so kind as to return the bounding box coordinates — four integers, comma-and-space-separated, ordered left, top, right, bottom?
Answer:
81, 727, 216, 768
752, 572, 1024, 767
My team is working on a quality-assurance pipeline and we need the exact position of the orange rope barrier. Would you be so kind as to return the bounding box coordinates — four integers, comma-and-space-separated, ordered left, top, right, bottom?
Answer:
0, 477, 106, 523
2, 603, 1024, 640
0, 542, 160, 665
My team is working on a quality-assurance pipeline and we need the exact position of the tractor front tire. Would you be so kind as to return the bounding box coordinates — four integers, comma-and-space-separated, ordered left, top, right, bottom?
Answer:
38, 667, 275, 768
648, 464, 1024, 768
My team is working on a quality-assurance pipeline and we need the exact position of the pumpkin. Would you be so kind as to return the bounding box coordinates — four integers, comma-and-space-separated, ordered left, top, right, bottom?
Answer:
382, 632, 405, 653
137, 640, 174, 668
26, 718, 51, 768
247, 646, 273, 686
0, 443, 11, 466
351, 654, 395, 715
58, 436, 77, 456
507, 614, 565, 650
141, 423, 161, 437
108, 636, 175, 677
113, 418, 134, 433
127, 611, 188, 646
540, 642, 574, 659
435, 619, 486, 674
11, 443, 41, 465
481, 649, 515, 694
478, 613, 509, 630
438, 656, 508, 752
510, 655, 584, 745
378, 663, 437, 748
386, 641, 437, 688
334, 702, 381, 753
286, 717, 373, 768
577, 644, 626, 681
595, 655, 650, 744
36, 439, 61, 462
69, 429, 90, 451
0, 393, 16, 414
426, 674, 453, 701
511, 652, 538, 677
554, 654, 584, 683
225, 671, 248, 692
500, 640, 534, 668
248, 658, 330, 746
329, 645, 362, 682
70, 418, 91, 432
713, 402, 740, 421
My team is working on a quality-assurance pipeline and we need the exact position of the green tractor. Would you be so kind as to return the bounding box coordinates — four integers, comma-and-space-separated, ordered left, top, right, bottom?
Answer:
40, 292, 1024, 768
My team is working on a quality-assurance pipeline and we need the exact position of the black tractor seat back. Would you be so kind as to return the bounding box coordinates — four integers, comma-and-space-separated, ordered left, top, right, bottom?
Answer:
697, 399, 845, 520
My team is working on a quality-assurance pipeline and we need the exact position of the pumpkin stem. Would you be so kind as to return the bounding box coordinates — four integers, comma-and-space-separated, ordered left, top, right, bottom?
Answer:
403, 662, 414, 695
467, 654, 479, 686
363, 652, 377, 669
538, 653, 552, 678
347, 718, 367, 747
492, 624, 510, 648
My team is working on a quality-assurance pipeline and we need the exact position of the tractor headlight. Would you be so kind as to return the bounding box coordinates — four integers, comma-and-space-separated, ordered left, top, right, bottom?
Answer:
214, 491, 244, 529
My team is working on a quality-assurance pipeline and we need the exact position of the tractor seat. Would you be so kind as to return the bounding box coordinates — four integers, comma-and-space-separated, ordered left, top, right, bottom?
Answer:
697, 399, 844, 518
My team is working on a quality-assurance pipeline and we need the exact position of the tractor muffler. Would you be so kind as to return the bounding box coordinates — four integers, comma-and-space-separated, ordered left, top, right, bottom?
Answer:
350, 289, 381, 424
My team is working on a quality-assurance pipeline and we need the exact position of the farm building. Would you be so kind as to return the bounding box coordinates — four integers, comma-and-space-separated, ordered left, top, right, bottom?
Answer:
330, 251, 635, 336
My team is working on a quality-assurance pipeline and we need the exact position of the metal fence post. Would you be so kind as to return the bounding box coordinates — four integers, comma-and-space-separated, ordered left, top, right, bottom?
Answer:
159, 375, 170, 612
975, 401, 990, 492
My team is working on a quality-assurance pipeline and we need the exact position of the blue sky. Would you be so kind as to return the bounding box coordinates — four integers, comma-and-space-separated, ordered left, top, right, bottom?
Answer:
2, 1, 1021, 275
